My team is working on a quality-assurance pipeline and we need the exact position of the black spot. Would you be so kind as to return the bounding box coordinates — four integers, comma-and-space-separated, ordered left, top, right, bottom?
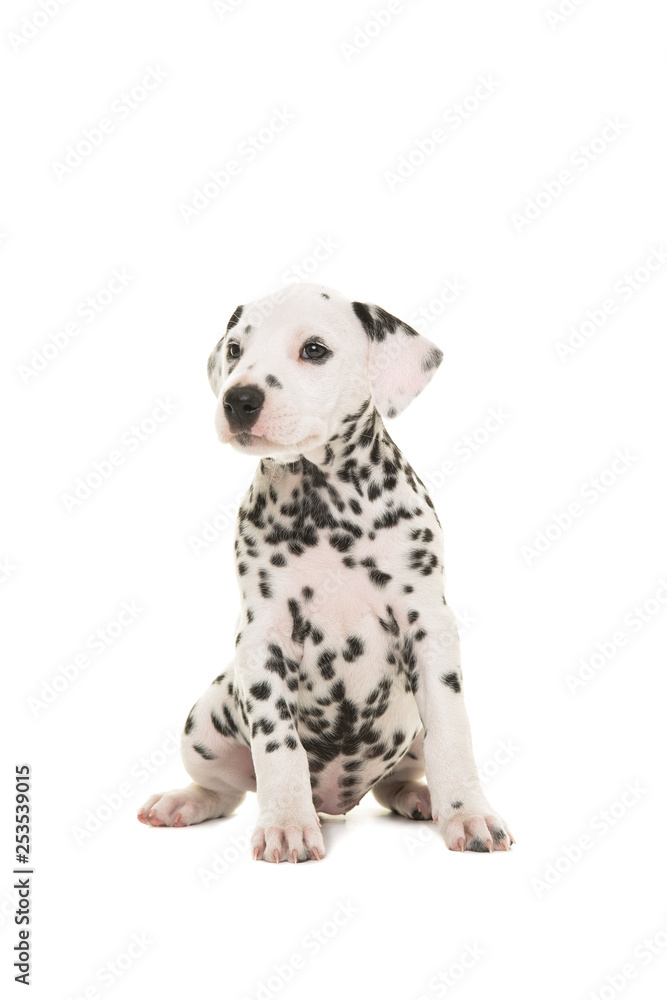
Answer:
227, 304, 243, 330
310, 626, 324, 645
348, 498, 362, 515
441, 672, 461, 693
342, 635, 364, 662
288, 598, 311, 643
468, 837, 490, 853
351, 302, 397, 342
265, 741, 281, 753
192, 743, 216, 760
422, 346, 443, 372
265, 646, 287, 680
321, 292, 330, 299
285, 735, 298, 750
369, 568, 391, 588
330, 679, 346, 701
249, 681, 271, 701
302, 586, 314, 600
407, 609, 419, 623
184, 705, 196, 735
379, 606, 400, 637
343, 758, 363, 771
265, 374, 283, 389
374, 505, 414, 532
275, 697, 291, 720
318, 649, 337, 680
210, 711, 225, 734
451, 800, 463, 809
222, 705, 239, 734
252, 717, 275, 737
270, 553, 287, 567
329, 532, 354, 553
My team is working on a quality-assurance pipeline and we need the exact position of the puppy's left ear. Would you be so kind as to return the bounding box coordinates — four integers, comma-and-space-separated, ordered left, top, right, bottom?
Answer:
352, 302, 443, 418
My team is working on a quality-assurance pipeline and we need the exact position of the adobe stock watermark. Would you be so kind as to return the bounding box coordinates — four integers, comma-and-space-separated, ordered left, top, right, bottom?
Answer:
405, 738, 520, 855
178, 107, 296, 223
207, 234, 340, 345
198, 823, 256, 887
0, 557, 17, 586
585, 914, 667, 1000
555, 245, 667, 361
339, 0, 420, 64
511, 117, 627, 233
406, 278, 467, 334
71, 731, 180, 846
279, 235, 339, 284
521, 448, 637, 566
212, 0, 249, 16
416, 943, 486, 999
189, 493, 243, 555
17, 268, 134, 385
421, 406, 511, 494
545, 0, 593, 29
531, 781, 648, 897
60, 396, 179, 513
27, 601, 145, 716
51, 67, 168, 180
240, 900, 358, 1000
64, 933, 154, 999
419, 606, 478, 668
565, 578, 667, 694
0, 885, 19, 932
384, 75, 501, 191
7, 0, 73, 53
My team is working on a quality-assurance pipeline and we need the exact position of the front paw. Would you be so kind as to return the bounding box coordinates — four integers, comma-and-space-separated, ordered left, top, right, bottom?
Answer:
251, 819, 325, 863
437, 803, 514, 853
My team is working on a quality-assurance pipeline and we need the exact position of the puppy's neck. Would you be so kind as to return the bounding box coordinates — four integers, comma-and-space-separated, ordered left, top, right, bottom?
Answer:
262, 400, 398, 476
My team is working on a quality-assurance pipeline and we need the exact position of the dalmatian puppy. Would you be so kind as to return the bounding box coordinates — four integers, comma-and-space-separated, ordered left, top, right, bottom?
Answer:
138, 283, 513, 862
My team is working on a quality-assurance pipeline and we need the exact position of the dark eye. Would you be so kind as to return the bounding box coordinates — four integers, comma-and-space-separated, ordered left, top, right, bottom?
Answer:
227, 342, 241, 360
301, 342, 329, 361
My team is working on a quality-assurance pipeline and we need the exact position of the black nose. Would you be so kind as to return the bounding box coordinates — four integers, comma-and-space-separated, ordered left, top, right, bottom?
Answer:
223, 384, 265, 430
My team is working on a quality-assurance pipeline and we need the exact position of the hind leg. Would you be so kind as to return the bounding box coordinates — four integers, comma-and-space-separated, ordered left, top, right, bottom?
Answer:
138, 668, 255, 828
372, 732, 432, 820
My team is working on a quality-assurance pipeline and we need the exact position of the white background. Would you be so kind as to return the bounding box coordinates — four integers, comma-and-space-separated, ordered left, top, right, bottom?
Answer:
2, 1, 667, 998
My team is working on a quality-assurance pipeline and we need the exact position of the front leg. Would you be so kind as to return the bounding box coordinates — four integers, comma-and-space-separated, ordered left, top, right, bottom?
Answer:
412, 605, 513, 853
236, 623, 324, 863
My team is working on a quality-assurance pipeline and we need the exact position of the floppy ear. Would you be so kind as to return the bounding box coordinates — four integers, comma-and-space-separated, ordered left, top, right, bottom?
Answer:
352, 301, 443, 418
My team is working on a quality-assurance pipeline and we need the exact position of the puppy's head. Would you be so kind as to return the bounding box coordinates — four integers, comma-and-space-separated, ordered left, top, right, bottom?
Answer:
207, 283, 442, 460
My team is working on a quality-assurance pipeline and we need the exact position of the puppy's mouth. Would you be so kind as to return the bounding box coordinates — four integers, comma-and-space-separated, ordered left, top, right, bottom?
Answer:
231, 430, 319, 457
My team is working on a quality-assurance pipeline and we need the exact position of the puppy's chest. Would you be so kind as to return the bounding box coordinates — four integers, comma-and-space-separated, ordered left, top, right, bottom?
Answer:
235, 464, 442, 627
